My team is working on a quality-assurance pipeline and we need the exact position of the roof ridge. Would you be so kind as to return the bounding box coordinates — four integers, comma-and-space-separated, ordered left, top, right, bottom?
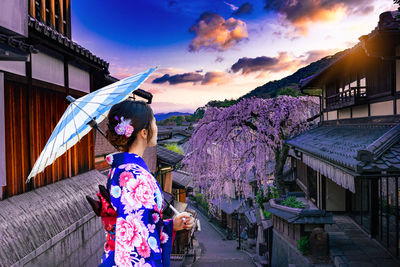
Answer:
356, 124, 400, 163
28, 16, 109, 69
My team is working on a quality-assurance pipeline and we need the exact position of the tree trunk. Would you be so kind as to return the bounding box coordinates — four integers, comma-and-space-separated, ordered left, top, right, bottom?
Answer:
274, 144, 290, 195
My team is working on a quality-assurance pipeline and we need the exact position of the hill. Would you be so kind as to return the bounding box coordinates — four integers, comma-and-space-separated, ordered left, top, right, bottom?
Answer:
239, 50, 347, 100
154, 112, 192, 122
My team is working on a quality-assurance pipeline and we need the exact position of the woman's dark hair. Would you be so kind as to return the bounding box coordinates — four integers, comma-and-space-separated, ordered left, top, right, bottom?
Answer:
106, 100, 154, 151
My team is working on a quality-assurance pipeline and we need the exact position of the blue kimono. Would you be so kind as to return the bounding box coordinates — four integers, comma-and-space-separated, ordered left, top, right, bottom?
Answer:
99, 152, 175, 267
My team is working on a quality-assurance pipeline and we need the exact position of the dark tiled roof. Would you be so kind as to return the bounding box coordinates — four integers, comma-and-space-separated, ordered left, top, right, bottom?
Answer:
0, 33, 38, 57
28, 16, 109, 69
267, 207, 334, 224
300, 11, 400, 89
286, 124, 400, 174
157, 145, 184, 166
212, 197, 245, 215
172, 171, 193, 188
359, 141, 400, 173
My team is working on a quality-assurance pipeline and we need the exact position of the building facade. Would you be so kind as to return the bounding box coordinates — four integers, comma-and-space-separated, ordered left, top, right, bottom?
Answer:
0, 0, 113, 199
286, 11, 400, 258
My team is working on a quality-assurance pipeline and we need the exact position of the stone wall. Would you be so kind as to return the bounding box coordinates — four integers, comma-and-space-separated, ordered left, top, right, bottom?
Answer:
0, 170, 107, 266
271, 229, 310, 267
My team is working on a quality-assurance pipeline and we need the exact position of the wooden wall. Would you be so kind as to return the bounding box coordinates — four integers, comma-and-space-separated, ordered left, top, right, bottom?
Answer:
2, 80, 94, 198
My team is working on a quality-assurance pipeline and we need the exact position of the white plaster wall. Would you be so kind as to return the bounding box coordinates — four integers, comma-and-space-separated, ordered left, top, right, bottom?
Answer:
397, 99, 400, 115
326, 178, 346, 211
338, 108, 351, 119
0, 0, 28, 37
327, 110, 337, 120
0, 61, 26, 76
323, 112, 327, 121
32, 52, 65, 86
68, 64, 90, 93
370, 100, 394, 116
352, 104, 368, 118
0, 72, 5, 198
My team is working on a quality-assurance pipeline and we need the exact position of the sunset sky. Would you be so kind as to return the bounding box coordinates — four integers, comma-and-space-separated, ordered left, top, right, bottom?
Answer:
71, 0, 397, 114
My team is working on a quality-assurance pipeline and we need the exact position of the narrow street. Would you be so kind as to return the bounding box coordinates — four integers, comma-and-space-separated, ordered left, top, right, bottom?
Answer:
190, 204, 256, 267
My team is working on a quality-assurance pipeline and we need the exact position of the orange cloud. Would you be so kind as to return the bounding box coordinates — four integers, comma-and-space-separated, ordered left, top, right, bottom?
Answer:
265, 0, 373, 35
201, 71, 230, 85
231, 49, 340, 77
189, 12, 248, 51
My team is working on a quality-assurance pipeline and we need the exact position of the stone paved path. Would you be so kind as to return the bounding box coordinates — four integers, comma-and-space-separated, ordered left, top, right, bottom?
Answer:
190, 204, 256, 267
326, 215, 400, 267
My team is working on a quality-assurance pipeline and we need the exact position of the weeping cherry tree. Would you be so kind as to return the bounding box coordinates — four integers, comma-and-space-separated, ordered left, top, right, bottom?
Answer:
183, 95, 320, 201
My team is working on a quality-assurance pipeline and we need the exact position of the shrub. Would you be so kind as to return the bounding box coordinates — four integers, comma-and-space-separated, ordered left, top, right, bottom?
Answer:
297, 235, 310, 255
164, 143, 184, 155
256, 185, 279, 207
263, 210, 271, 219
281, 196, 305, 209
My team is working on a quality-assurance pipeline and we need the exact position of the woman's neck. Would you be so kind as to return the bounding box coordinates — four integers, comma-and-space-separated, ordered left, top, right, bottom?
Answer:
128, 140, 147, 157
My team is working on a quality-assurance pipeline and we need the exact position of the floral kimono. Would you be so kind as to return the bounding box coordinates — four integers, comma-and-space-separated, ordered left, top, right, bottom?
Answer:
99, 152, 175, 267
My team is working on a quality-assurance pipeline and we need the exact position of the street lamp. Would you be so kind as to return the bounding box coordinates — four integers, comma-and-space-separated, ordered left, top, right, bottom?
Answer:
236, 212, 241, 250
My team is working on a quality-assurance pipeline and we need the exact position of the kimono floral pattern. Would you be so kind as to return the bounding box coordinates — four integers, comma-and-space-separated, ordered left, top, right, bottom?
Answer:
100, 152, 175, 267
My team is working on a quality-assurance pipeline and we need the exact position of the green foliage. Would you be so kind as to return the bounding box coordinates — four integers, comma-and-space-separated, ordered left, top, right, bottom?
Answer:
263, 210, 271, 219
164, 143, 184, 155
281, 196, 305, 209
206, 99, 238, 108
276, 87, 302, 97
193, 107, 205, 120
239, 50, 347, 100
256, 188, 266, 207
297, 235, 310, 255
256, 185, 279, 208
195, 192, 209, 211
302, 88, 322, 96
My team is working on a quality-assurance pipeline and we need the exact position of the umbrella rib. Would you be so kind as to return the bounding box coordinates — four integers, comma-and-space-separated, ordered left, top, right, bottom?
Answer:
73, 100, 112, 106
82, 92, 123, 98
70, 101, 98, 125
62, 105, 72, 151
34, 106, 69, 180
70, 103, 81, 143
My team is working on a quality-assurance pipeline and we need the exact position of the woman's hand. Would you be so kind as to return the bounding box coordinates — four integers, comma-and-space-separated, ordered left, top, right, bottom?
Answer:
173, 212, 195, 231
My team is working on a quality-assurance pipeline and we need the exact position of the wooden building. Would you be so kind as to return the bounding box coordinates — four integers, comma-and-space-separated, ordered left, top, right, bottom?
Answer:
286, 11, 400, 258
0, 0, 114, 199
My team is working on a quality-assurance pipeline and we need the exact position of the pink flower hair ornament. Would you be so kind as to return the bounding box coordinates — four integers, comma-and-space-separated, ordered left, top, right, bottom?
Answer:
114, 116, 134, 138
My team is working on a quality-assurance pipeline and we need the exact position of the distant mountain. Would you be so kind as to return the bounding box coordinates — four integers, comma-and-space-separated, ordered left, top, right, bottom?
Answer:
154, 112, 192, 122
239, 50, 347, 100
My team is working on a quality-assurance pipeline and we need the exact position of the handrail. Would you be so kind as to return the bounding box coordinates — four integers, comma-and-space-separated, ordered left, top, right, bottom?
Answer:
326, 86, 367, 100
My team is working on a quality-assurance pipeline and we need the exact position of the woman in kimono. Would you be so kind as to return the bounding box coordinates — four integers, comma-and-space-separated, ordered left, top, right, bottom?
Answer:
99, 100, 194, 267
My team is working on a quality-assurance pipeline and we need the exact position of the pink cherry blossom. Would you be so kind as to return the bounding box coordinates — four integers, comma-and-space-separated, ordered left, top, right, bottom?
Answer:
136, 238, 151, 258
120, 171, 134, 187
183, 95, 320, 199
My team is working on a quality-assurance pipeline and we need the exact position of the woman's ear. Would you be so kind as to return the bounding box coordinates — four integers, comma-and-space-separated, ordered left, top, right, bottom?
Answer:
138, 128, 148, 140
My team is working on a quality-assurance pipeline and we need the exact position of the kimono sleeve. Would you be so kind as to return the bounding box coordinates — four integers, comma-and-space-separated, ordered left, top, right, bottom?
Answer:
109, 169, 157, 266
160, 219, 176, 265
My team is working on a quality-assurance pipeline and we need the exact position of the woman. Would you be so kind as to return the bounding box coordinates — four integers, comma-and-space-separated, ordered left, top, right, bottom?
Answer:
99, 100, 194, 267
